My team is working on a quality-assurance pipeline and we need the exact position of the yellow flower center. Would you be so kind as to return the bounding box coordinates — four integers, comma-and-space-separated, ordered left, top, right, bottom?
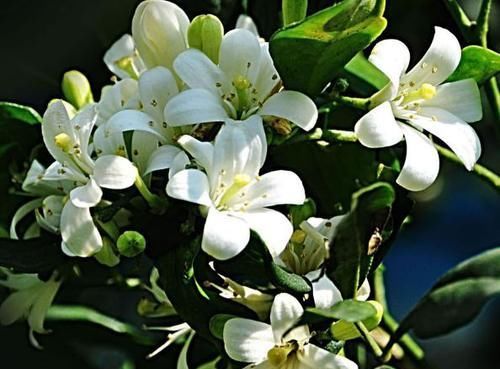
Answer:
402, 83, 437, 105
54, 133, 73, 152
267, 344, 295, 367
218, 173, 251, 207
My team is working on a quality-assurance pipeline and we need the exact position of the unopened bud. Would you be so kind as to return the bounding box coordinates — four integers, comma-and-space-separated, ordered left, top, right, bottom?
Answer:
330, 300, 384, 341
62, 70, 94, 110
117, 231, 146, 257
188, 14, 224, 64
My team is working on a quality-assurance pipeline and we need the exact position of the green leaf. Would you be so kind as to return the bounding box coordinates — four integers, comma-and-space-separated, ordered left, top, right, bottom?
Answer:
0, 236, 64, 273
326, 182, 395, 298
269, 262, 312, 294
343, 52, 389, 95
0, 101, 42, 125
394, 247, 500, 339
282, 0, 308, 26
447, 46, 500, 85
209, 314, 236, 340
305, 299, 377, 323
270, 0, 386, 95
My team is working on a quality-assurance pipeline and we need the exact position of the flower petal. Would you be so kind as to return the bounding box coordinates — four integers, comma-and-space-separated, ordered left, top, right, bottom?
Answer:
401, 27, 461, 88
166, 169, 212, 207
308, 272, 343, 309
259, 91, 318, 131
410, 107, 481, 170
60, 202, 103, 257
237, 208, 293, 258
354, 101, 404, 148
241, 170, 306, 210
252, 44, 279, 103
177, 135, 214, 171
103, 34, 145, 79
97, 79, 140, 125
164, 89, 228, 126
139, 66, 179, 123
169, 151, 190, 180
202, 208, 250, 260
28, 278, 61, 333
369, 39, 410, 101
144, 145, 184, 175
131, 131, 160, 175
219, 29, 262, 82
270, 293, 304, 342
106, 109, 166, 142
93, 155, 138, 190
0, 289, 38, 327
298, 344, 358, 369
70, 178, 103, 208
397, 124, 440, 191
223, 318, 274, 363
235, 14, 260, 37
421, 79, 483, 122
41, 100, 74, 165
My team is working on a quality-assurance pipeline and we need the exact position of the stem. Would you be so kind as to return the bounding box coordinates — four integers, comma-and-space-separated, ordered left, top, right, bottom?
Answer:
442, 0, 473, 42
477, 0, 491, 47
335, 96, 371, 111
484, 76, 500, 123
134, 175, 167, 212
284, 127, 358, 145
435, 144, 500, 191
355, 321, 384, 359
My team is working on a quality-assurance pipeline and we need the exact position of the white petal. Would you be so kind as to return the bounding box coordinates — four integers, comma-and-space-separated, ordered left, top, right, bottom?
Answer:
97, 79, 140, 125
166, 169, 212, 207
93, 124, 127, 156
237, 209, 293, 258
259, 91, 318, 131
298, 344, 358, 369
106, 109, 166, 142
236, 14, 260, 37
369, 39, 410, 101
397, 124, 440, 191
357, 279, 371, 301
252, 44, 279, 103
241, 170, 306, 210
410, 107, 481, 170
139, 66, 179, 123
354, 101, 403, 148
144, 145, 183, 175
421, 79, 483, 122
202, 208, 250, 260
164, 89, 228, 126
72, 104, 98, 162
177, 135, 214, 171
308, 272, 343, 309
401, 27, 461, 88
103, 34, 145, 79
60, 202, 103, 257
70, 178, 103, 208
169, 151, 190, 180
131, 131, 160, 175
93, 155, 138, 190
174, 48, 229, 93
41, 100, 74, 165
219, 29, 262, 81
270, 293, 304, 342
10, 198, 43, 240
223, 318, 274, 363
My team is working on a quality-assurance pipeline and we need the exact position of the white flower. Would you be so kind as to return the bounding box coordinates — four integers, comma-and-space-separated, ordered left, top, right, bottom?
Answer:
41, 101, 138, 257
104, 34, 146, 80
355, 27, 482, 191
132, 0, 189, 71
223, 293, 357, 369
166, 117, 306, 260
164, 29, 317, 130
0, 270, 61, 335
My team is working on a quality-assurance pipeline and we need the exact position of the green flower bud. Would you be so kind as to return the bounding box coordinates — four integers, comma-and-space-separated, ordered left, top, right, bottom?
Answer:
188, 14, 224, 64
94, 238, 120, 267
117, 231, 146, 257
61, 70, 94, 110
330, 300, 384, 341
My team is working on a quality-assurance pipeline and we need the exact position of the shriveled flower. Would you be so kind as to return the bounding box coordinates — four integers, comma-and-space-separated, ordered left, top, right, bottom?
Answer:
166, 117, 306, 260
164, 28, 317, 131
355, 27, 482, 191
223, 293, 357, 369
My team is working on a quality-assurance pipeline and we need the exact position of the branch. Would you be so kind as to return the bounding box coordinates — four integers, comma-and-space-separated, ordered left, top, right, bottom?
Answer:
441, 0, 474, 42
477, 0, 492, 47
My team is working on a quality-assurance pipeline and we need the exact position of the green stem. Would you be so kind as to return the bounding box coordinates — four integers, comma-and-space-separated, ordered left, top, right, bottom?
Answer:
355, 321, 384, 359
477, 0, 492, 47
46, 305, 155, 345
435, 144, 500, 191
336, 96, 371, 111
134, 175, 167, 212
484, 76, 500, 123
442, 0, 473, 42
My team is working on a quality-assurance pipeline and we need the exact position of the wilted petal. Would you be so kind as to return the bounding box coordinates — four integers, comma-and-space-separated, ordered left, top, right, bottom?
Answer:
397, 124, 440, 191
223, 318, 274, 363
202, 208, 250, 260
166, 169, 212, 207
298, 344, 358, 369
401, 27, 461, 88
354, 101, 403, 148
28, 278, 61, 334
0, 289, 38, 327
270, 293, 304, 342
60, 202, 103, 257
70, 178, 103, 208
93, 155, 138, 190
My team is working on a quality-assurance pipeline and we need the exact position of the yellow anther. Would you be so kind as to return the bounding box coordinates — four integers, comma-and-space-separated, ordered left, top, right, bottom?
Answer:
291, 230, 307, 244
267, 346, 292, 367
115, 146, 127, 157
233, 174, 251, 186
54, 133, 73, 152
419, 83, 436, 100
218, 174, 252, 207
115, 56, 139, 79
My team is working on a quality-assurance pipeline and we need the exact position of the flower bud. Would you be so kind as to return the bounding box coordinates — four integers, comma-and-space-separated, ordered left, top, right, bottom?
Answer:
188, 14, 224, 63
61, 70, 94, 110
117, 231, 146, 257
330, 300, 384, 341
132, 0, 189, 70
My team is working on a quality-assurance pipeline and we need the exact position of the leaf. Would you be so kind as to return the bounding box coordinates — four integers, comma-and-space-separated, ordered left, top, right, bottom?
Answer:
343, 51, 389, 96
304, 299, 377, 323
0, 101, 42, 125
209, 314, 236, 340
270, 0, 387, 95
326, 182, 395, 299
0, 236, 64, 273
447, 46, 500, 85
394, 247, 500, 339
269, 263, 312, 294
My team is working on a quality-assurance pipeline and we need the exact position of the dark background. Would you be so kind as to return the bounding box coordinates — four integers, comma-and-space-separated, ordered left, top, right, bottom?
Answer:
0, 1, 499, 368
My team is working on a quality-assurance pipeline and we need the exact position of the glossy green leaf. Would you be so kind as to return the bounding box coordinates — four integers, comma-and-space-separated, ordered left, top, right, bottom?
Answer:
209, 314, 236, 340
0, 101, 42, 125
270, 0, 386, 95
289, 198, 317, 228
447, 46, 500, 85
326, 182, 395, 298
343, 52, 389, 95
270, 262, 312, 294
282, 0, 308, 26
305, 299, 377, 323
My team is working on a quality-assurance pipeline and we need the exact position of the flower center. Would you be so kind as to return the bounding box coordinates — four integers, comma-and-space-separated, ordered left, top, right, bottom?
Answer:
115, 56, 140, 79
217, 173, 251, 209
54, 133, 73, 153
401, 83, 437, 105
267, 343, 296, 367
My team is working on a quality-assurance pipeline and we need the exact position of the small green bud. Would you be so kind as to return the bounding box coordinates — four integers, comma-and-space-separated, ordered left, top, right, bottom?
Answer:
94, 238, 120, 267
330, 300, 384, 341
289, 198, 317, 228
61, 70, 94, 109
117, 231, 146, 257
188, 14, 224, 64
